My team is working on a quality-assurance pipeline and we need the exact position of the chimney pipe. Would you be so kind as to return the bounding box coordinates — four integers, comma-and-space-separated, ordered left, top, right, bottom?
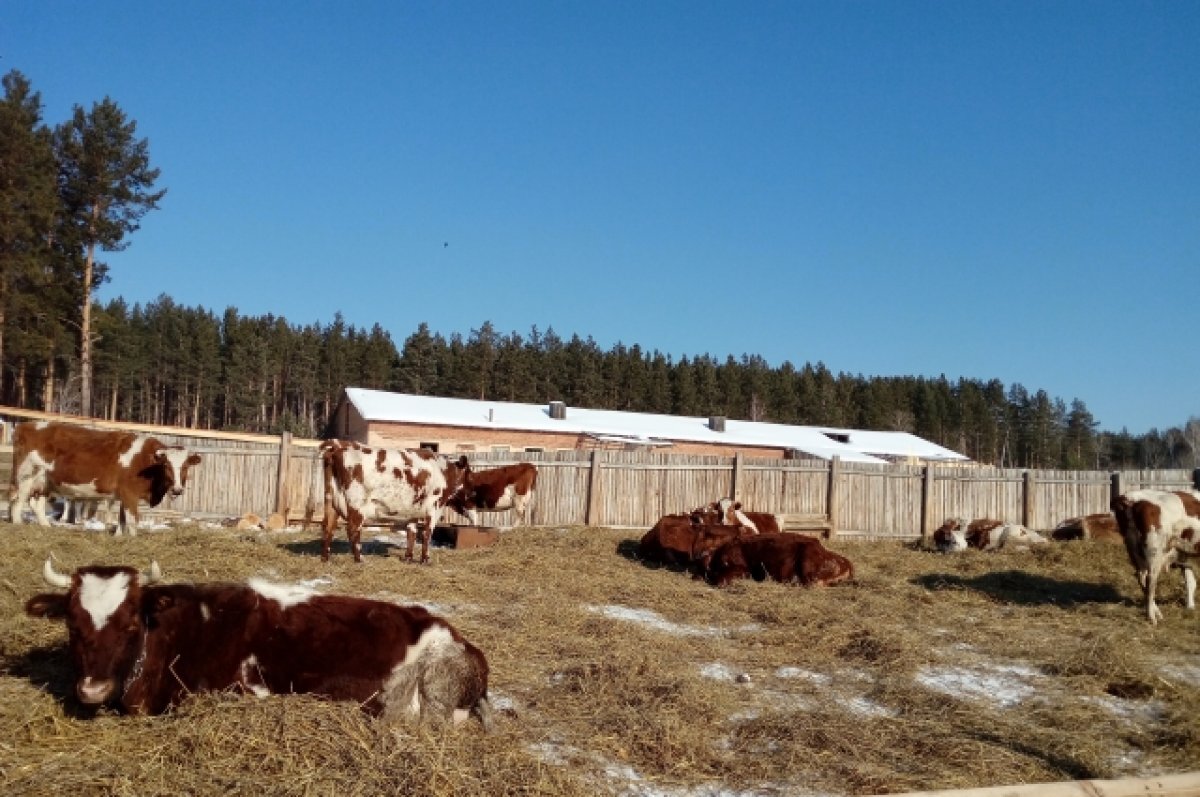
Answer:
708, 415, 726, 432
549, 401, 567, 420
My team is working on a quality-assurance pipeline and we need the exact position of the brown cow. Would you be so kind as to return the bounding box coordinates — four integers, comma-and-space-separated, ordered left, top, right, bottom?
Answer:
705, 533, 854, 588
320, 440, 469, 563
9, 421, 202, 535
1111, 489, 1200, 624
448, 463, 538, 527
1051, 512, 1122, 543
25, 559, 491, 726
692, 498, 781, 535
637, 513, 727, 571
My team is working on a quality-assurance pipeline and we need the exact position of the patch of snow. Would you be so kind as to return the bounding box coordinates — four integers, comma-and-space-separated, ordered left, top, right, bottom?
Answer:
844, 696, 897, 718
1083, 695, 1166, 724
700, 663, 743, 682
774, 667, 830, 685
586, 605, 762, 637
1159, 660, 1200, 687
914, 663, 1042, 708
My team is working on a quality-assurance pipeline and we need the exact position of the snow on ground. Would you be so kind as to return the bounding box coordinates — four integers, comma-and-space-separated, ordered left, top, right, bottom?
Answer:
586, 605, 763, 637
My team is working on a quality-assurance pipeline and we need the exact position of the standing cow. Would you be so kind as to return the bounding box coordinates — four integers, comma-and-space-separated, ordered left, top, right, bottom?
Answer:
319, 440, 469, 563
9, 421, 202, 535
25, 559, 492, 726
448, 463, 538, 527
1111, 489, 1200, 624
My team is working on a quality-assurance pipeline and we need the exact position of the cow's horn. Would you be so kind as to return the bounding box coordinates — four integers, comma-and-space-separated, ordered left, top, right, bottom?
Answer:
42, 558, 72, 589
141, 561, 162, 585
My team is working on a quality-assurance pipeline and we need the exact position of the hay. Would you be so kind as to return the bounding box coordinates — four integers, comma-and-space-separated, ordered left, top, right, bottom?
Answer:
0, 523, 1197, 796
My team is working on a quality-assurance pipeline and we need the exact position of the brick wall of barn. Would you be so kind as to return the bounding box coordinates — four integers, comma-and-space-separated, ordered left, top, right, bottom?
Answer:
362, 420, 789, 460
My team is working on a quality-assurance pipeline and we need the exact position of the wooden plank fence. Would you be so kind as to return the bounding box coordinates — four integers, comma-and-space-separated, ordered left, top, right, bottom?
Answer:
2, 407, 1198, 537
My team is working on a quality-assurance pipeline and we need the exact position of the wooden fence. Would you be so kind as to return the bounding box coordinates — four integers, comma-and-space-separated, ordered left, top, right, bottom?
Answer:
2, 407, 1198, 538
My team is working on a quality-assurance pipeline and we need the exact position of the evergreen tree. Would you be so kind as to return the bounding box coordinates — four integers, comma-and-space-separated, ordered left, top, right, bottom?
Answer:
0, 70, 57, 404
54, 97, 164, 415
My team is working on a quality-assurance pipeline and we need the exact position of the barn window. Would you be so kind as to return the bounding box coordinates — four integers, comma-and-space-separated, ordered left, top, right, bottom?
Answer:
420, 442, 440, 452
524, 447, 544, 453
491, 445, 510, 453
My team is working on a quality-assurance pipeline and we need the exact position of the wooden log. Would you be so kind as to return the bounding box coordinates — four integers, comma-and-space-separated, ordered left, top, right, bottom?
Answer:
871, 770, 1200, 797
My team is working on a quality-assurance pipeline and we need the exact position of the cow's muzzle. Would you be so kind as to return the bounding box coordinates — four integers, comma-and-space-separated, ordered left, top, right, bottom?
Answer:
169, 487, 184, 498
77, 676, 115, 705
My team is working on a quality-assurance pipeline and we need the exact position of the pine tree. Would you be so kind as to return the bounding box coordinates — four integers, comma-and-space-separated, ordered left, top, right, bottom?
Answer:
54, 97, 165, 415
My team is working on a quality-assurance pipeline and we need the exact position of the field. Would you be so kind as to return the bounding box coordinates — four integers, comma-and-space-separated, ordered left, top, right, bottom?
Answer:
0, 520, 1198, 797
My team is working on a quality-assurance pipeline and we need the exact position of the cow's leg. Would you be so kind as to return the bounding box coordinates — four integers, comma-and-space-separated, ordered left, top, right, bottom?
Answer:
1182, 565, 1197, 611
346, 513, 364, 564
32, 494, 51, 526
320, 503, 338, 562
1145, 550, 1167, 625
404, 521, 417, 562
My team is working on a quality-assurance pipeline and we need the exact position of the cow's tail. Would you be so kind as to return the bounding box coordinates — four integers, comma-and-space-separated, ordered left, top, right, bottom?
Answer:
471, 694, 494, 732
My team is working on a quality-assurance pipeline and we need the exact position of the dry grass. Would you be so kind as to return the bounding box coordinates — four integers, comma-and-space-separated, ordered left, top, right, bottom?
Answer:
1, 522, 1198, 796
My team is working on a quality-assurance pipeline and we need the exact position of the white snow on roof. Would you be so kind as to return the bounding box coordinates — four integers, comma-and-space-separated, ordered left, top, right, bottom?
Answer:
344, 387, 968, 464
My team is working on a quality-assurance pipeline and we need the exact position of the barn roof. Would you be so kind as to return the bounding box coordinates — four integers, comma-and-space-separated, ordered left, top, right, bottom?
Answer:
342, 388, 969, 465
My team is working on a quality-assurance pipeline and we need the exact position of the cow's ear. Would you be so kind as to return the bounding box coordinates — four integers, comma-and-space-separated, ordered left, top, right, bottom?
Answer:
186, 453, 202, 466
25, 593, 68, 619
154, 448, 169, 462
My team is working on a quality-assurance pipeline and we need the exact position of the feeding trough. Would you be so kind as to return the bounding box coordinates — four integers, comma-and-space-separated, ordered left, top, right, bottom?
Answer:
431, 524, 500, 549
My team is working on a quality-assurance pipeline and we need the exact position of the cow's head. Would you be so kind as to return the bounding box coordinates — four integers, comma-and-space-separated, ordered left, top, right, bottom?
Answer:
690, 525, 743, 570
932, 518, 968, 552
141, 447, 202, 504
443, 456, 473, 511
25, 559, 162, 707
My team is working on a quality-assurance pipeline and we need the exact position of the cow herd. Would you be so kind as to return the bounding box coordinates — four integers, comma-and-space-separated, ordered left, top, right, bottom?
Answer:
637, 501, 854, 588
5, 419, 1200, 732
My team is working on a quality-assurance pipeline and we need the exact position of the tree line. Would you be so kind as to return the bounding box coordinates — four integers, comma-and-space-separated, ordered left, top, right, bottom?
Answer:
2, 69, 1196, 469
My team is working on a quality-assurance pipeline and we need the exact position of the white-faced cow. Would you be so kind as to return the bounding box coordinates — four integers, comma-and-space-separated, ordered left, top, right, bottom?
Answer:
24, 559, 492, 726
9, 421, 202, 535
1111, 489, 1200, 625
691, 498, 782, 535
932, 517, 1048, 552
319, 440, 469, 563
448, 463, 538, 527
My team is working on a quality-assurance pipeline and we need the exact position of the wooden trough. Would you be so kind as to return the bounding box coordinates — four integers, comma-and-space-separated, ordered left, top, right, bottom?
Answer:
431, 524, 501, 549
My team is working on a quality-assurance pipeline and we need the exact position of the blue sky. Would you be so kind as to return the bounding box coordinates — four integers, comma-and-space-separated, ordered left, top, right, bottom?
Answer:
6, 1, 1197, 434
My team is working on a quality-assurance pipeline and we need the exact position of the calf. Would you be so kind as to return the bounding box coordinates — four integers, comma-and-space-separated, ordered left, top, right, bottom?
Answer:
25, 559, 492, 726
933, 517, 1047, 552
692, 498, 782, 535
1051, 512, 1122, 543
706, 533, 854, 588
448, 463, 538, 527
320, 440, 469, 563
1111, 489, 1200, 625
637, 514, 707, 570
9, 421, 201, 535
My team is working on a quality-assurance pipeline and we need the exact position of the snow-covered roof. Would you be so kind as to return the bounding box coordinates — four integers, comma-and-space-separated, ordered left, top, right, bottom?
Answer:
343, 387, 969, 465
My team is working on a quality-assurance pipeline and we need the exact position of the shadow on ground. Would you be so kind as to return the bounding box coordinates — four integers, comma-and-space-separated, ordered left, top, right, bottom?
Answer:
912, 569, 1125, 607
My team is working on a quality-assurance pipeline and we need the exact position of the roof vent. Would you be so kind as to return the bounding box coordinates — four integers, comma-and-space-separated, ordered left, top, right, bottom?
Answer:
708, 415, 726, 432
549, 401, 567, 420
823, 432, 850, 444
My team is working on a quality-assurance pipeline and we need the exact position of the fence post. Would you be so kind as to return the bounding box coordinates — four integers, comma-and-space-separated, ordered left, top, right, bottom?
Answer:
586, 450, 604, 526
731, 452, 745, 502
274, 431, 292, 516
1110, 472, 1125, 506
827, 456, 841, 537
1022, 470, 1035, 528
920, 465, 934, 543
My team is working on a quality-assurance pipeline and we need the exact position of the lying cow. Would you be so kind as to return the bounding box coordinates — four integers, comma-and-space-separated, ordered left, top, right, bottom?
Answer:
448, 463, 538, 527
1111, 489, 1200, 625
637, 513, 713, 570
691, 497, 781, 535
1051, 512, 1122, 543
933, 517, 1048, 552
704, 533, 854, 588
320, 440, 469, 563
9, 421, 202, 535
25, 559, 492, 726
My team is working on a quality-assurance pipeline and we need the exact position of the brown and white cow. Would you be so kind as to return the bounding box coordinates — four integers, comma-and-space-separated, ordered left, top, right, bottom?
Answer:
448, 463, 538, 527
24, 559, 492, 726
1051, 512, 1122, 543
932, 517, 1048, 552
704, 532, 854, 588
637, 513, 710, 570
9, 421, 202, 535
319, 440, 469, 563
691, 497, 782, 535
1111, 489, 1200, 625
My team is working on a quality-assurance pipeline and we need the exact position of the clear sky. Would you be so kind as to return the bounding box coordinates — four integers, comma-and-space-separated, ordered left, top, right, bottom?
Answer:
6, 1, 1197, 435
